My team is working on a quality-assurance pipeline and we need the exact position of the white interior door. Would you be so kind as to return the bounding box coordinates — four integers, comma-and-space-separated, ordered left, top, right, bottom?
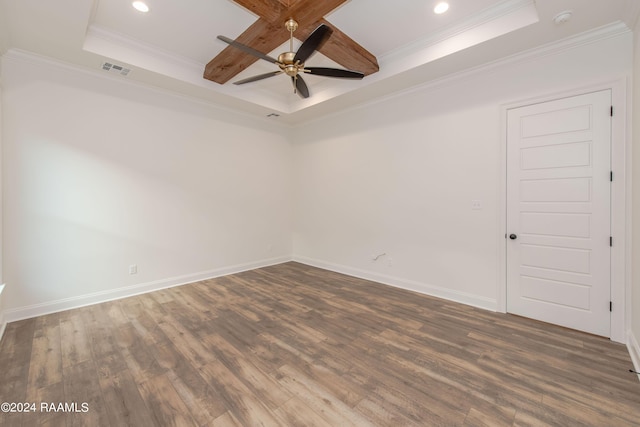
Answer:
506, 90, 611, 337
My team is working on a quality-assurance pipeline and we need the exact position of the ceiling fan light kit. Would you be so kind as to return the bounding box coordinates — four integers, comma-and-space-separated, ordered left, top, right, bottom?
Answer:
216, 18, 366, 99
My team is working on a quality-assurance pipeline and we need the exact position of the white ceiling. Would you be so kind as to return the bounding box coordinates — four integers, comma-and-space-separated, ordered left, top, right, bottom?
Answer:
0, 0, 638, 124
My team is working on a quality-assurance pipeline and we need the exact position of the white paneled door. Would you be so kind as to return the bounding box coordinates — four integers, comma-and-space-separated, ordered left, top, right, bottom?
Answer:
506, 90, 611, 337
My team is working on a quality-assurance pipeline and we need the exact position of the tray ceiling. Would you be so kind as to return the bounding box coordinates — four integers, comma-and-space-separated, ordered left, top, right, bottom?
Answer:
0, 0, 637, 123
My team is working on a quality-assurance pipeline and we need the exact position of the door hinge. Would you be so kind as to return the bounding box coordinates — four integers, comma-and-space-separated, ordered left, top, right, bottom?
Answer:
610, 106, 614, 117
610, 171, 613, 182
610, 301, 613, 312
610, 236, 613, 247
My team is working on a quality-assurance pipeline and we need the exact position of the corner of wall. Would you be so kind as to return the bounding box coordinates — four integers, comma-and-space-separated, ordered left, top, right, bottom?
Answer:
0, 77, 4, 344
631, 8, 640, 378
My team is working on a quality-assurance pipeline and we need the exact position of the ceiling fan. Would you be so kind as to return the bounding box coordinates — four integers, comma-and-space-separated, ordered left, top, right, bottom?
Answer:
217, 19, 365, 98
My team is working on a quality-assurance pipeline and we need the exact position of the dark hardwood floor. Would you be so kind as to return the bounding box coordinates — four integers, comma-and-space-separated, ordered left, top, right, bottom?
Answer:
1, 262, 639, 426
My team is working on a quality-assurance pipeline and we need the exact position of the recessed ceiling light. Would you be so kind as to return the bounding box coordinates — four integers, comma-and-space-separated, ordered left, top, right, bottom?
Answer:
434, 2, 449, 14
132, 1, 150, 13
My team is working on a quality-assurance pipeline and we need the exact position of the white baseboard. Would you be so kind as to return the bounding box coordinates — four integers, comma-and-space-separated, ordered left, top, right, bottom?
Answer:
3, 256, 292, 323
293, 256, 497, 312
628, 330, 640, 382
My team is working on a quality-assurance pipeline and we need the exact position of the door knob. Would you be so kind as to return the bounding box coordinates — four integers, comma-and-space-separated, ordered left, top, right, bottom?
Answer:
509, 234, 517, 240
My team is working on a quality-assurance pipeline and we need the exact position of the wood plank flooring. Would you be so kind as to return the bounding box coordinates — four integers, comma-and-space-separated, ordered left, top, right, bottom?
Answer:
1, 262, 639, 426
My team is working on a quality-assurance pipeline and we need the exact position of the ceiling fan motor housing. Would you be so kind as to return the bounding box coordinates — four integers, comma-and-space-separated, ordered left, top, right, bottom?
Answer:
278, 52, 302, 76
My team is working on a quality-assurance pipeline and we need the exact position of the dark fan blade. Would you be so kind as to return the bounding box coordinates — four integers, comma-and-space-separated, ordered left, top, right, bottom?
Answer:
294, 24, 333, 64
305, 67, 364, 79
292, 75, 309, 99
234, 71, 282, 85
217, 35, 278, 64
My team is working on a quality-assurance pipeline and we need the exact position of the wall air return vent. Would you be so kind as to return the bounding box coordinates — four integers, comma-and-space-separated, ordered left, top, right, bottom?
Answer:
101, 62, 131, 76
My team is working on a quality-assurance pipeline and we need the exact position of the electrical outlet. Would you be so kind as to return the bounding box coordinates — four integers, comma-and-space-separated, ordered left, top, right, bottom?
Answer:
471, 200, 482, 210
129, 264, 138, 275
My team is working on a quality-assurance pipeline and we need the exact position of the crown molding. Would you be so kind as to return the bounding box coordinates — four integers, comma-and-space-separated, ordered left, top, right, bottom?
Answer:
293, 21, 631, 127
0, 48, 293, 130
2, 18, 632, 128
85, 25, 204, 75
381, 0, 536, 64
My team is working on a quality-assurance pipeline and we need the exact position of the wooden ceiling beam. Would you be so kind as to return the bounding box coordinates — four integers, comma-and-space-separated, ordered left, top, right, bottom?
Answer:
204, 19, 287, 84
298, 19, 379, 76
203, 0, 379, 84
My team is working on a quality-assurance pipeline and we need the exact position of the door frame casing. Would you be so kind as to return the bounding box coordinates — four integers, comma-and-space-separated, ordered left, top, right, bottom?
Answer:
498, 78, 630, 343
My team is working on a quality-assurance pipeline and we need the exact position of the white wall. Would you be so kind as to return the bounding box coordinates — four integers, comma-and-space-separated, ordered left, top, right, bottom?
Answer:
1, 52, 292, 319
0, 78, 5, 338
631, 20, 640, 370
292, 31, 633, 311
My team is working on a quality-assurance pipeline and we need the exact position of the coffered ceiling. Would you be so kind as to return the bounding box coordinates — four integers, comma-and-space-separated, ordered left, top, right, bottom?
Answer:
0, 0, 638, 124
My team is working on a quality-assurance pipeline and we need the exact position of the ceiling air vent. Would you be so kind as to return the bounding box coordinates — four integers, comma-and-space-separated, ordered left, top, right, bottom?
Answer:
101, 62, 131, 76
